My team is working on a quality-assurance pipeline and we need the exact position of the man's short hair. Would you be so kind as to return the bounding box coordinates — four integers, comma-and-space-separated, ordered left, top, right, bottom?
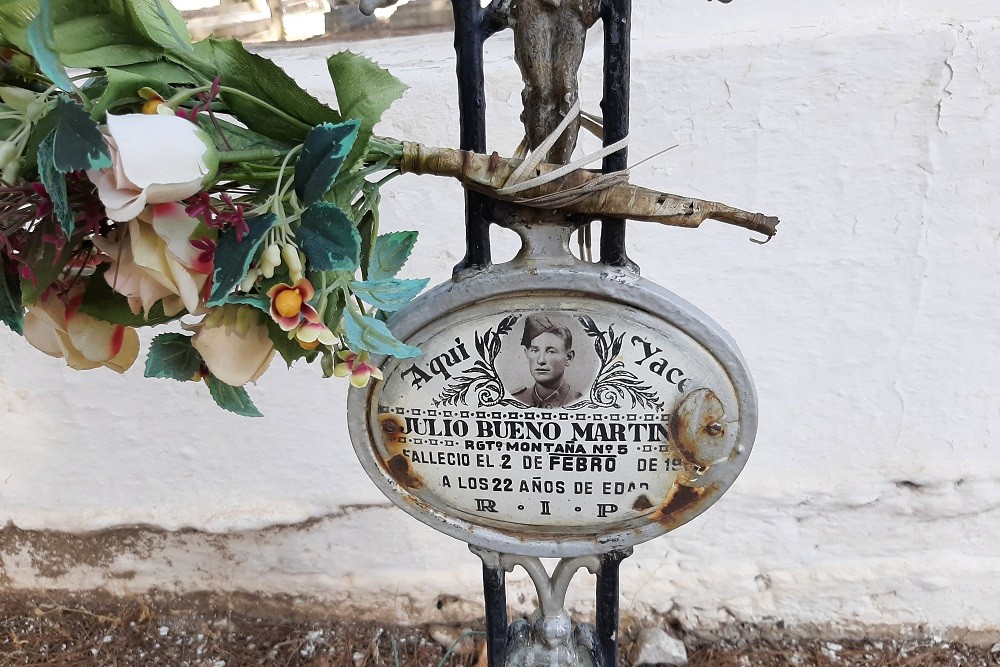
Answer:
521, 314, 573, 350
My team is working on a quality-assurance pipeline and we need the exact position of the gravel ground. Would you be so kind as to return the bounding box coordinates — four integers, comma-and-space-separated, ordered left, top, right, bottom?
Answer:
0, 593, 996, 666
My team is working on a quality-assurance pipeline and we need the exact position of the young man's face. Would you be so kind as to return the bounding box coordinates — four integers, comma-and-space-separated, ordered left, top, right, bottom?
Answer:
524, 332, 574, 388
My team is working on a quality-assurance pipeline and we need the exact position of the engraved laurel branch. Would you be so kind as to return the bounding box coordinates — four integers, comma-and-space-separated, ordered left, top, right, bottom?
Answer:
572, 316, 664, 411
436, 315, 523, 407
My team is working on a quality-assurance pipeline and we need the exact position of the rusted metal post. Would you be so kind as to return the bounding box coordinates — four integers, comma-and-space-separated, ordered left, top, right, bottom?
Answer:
598, 0, 632, 269
482, 557, 509, 667
595, 549, 632, 667
451, 0, 493, 272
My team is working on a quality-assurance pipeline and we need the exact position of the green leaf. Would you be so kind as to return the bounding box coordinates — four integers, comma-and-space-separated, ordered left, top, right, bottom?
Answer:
343, 306, 421, 359
0, 256, 24, 335
297, 203, 360, 272
36, 131, 73, 236
264, 317, 315, 368
326, 51, 407, 172
20, 100, 57, 173
93, 60, 199, 117
122, 0, 193, 55
323, 286, 346, 334
194, 38, 341, 144
350, 277, 428, 313
294, 120, 359, 206
357, 206, 376, 280
77, 265, 180, 326
26, 0, 73, 91
207, 213, 279, 307
49, 1, 170, 69
225, 294, 269, 313
18, 220, 71, 305
205, 374, 262, 417
50, 96, 111, 171
369, 231, 418, 282
0, 0, 39, 52
326, 163, 367, 212
201, 116, 290, 156
0, 103, 22, 141
144, 332, 200, 381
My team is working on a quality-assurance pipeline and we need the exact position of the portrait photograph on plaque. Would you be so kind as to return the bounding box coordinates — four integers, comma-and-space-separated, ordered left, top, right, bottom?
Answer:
498, 313, 598, 409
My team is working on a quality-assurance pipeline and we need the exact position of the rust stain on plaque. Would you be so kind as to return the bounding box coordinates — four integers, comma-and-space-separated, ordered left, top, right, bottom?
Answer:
632, 495, 653, 511
386, 455, 424, 490
669, 388, 729, 468
379, 414, 407, 457
651, 481, 719, 530
376, 414, 424, 490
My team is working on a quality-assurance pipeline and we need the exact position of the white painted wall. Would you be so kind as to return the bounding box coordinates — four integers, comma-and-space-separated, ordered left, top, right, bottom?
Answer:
2, 0, 999, 639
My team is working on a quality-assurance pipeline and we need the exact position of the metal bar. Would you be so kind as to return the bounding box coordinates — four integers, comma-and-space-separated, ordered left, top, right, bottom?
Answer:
595, 549, 631, 667
598, 0, 632, 269
482, 559, 509, 667
451, 0, 492, 272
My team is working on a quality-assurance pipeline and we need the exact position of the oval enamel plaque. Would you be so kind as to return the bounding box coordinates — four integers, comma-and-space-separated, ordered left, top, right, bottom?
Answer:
348, 256, 757, 557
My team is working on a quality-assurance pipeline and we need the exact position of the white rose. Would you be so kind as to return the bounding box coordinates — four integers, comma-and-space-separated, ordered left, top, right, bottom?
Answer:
87, 114, 218, 222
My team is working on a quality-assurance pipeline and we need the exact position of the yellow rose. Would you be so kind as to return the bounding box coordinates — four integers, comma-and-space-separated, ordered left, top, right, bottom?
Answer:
93, 203, 212, 318
190, 305, 276, 386
23, 291, 139, 373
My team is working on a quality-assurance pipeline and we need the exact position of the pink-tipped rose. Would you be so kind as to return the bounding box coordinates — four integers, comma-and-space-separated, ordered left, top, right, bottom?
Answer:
93, 203, 212, 318
23, 290, 139, 373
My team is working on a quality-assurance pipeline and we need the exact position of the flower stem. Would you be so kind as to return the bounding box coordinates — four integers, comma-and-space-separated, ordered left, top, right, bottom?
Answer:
217, 148, 285, 163
168, 85, 313, 134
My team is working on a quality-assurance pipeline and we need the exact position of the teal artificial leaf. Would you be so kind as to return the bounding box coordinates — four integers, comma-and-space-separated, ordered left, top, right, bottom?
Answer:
194, 38, 341, 144
77, 265, 180, 326
0, 256, 24, 335
144, 332, 201, 381
205, 375, 263, 417
343, 306, 421, 359
92, 60, 199, 117
225, 294, 269, 313
50, 96, 111, 171
294, 120, 360, 206
297, 203, 360, 272
36, 131, 73, 236
369, 231, 418, 282
207, 213, 279, 307
326, 51, 407, 172
26, 0, 73, 92
350, 277, 428, 313
0, 0, 39, 52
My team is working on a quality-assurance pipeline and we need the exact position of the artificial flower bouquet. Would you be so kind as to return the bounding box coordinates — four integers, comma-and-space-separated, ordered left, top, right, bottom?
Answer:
0, 0, 425, 415
0, 0, 781, 416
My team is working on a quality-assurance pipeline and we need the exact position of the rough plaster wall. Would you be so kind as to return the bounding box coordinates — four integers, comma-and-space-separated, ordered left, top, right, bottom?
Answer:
1, 0, 999, 638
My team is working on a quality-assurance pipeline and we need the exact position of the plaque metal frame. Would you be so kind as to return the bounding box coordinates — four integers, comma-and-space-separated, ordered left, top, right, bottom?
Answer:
347, 222, 758, 559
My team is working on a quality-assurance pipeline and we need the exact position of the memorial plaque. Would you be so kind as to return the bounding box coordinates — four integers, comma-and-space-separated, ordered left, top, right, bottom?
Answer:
349, 227, 758, 557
